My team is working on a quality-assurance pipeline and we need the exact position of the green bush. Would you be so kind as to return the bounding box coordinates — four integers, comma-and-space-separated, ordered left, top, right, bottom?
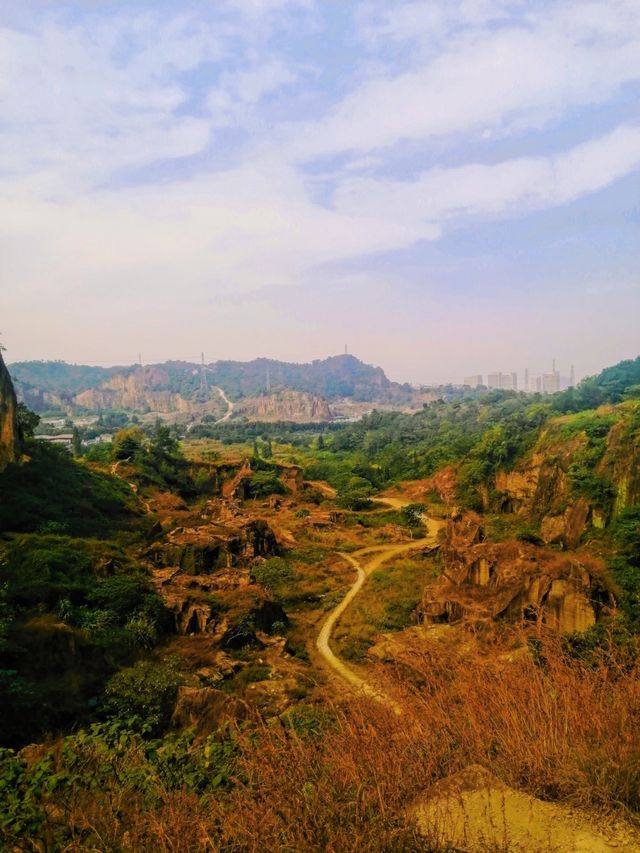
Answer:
246, 471, 286, 499
252, 558, 296, 595
102, 660, 182, 735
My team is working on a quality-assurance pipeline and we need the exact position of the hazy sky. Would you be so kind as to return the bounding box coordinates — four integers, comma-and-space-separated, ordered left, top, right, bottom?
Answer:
1, 0, 639, 383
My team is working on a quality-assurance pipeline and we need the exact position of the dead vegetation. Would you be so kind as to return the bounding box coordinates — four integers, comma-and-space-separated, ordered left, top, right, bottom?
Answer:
16, 632, 640, 852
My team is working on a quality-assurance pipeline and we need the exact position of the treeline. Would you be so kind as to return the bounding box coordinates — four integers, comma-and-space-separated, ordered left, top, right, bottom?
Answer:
309, 357, 640, 505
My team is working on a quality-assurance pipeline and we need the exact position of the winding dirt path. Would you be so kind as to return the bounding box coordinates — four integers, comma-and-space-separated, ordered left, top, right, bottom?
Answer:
316, 496, 442, 710
214, 386, 234, 423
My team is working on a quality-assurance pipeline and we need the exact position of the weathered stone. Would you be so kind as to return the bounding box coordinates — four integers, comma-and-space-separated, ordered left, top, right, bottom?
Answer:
0, 352, 19, 472
422, 511, 615, 633
409, 764, 635, 852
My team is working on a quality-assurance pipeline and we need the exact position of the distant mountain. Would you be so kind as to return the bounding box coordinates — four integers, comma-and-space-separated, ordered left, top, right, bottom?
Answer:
205, 355, 410, 403
9, 354, 416, 416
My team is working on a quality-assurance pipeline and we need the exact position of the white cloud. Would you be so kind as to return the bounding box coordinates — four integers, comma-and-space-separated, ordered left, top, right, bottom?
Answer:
206, 60, 300, 126
333, 123, 640, 224
289, 1, 640, 158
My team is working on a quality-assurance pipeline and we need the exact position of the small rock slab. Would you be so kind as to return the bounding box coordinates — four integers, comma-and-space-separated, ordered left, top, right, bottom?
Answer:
409, 765, 638, 852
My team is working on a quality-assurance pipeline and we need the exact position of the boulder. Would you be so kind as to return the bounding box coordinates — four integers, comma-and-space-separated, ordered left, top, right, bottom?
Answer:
409, 764, 636, 852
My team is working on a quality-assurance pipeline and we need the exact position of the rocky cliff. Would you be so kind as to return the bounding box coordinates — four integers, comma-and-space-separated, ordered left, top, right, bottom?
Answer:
234, 390, 333, 423
491, 402, 640, 547
0, 352, 19, 471
73, 366, 217, 415
422, 511, 616, 633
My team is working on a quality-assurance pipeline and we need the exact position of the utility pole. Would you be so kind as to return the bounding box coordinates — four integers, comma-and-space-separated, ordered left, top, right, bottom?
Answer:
200, 352, 208, 394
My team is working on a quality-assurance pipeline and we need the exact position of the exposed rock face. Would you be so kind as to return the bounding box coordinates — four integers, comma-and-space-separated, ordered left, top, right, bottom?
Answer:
422, 512, 615, 633
493, 406, 640, 542
0, 352, 19, 471
73, 365, 219, 414
234, 390, 333, 423
606, 413, 640, 513
539, 498, 591, 549
149, 518, 281, 635
148, 519, 279, 573
494, 433, 586, 517
220, 601, 289, 650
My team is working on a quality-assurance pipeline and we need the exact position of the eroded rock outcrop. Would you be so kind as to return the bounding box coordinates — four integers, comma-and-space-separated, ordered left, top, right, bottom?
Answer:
0, 352, 19, 472
492, 406, 640, 542
422, 512, 615, 633
73, 365, 221, 415
234, 390, 333, 423
148, 519, 279, 573
149, 518, 281, 635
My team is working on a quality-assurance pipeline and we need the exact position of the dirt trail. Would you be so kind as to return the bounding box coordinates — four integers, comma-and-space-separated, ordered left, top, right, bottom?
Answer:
214, 386, 234, 423
316, 495, 442, 710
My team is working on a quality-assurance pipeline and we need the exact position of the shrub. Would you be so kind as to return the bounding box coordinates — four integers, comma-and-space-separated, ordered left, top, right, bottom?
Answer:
102, 660, 182, 735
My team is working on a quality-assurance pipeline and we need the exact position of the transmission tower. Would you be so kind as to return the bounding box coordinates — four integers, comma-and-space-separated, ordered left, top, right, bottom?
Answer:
200, 352, 208, 394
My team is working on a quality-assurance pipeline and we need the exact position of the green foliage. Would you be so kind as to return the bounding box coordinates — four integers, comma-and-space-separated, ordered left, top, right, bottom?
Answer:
609, 507, 640, 630
0, 722, 239, 848
401, 503, 426, 527
281, 705, 332, 737
0, 535, 168, 747
15, 402, 39, 439
336, 475, 375, 510
553, 357, 640, 412
567, 464, 616, 510
102, 660, 182, 735
233, 664, 271, 686
252, 558, 296, 596
0, 442, 143, 537
112, 427, 145, 460
246, 470, 286, 499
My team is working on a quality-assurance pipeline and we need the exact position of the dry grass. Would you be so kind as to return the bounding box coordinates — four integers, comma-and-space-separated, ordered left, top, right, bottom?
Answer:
18, 632, 640, 852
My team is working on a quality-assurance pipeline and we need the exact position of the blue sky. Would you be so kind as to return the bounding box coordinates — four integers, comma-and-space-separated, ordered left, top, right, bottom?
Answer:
1, 0, 639, 383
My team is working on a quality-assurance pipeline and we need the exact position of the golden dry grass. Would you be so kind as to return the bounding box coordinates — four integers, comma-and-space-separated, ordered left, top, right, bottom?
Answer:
26, 631, 640, 852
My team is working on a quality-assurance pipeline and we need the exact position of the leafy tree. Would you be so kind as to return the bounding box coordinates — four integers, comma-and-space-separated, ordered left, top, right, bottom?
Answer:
112, 427, 145, 461
15, 403, 39, 439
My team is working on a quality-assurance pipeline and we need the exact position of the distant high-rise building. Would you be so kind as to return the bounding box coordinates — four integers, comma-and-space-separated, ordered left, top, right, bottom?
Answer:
570, 365, 575, 388
487, 371, 517, 391
542, 371, 560, 394
464, 374, 483, 388
487, 372, 502, 390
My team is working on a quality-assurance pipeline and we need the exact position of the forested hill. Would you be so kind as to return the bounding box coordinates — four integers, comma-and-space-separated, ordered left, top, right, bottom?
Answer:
314, 356, 640, 493
206, 354, 408, 401
9, 354, 413, 411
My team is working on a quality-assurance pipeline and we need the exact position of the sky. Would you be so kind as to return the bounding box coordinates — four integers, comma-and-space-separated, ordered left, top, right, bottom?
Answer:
1, 0, 639, 384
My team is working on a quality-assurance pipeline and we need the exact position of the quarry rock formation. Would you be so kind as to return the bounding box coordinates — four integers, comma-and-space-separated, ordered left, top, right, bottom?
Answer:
149, 517, 281, 635
493, 408, 640, 544
0, 352, 19, 471
422, 511, 615, 633
73, 365, 220, 414
234, 390, 333, 423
